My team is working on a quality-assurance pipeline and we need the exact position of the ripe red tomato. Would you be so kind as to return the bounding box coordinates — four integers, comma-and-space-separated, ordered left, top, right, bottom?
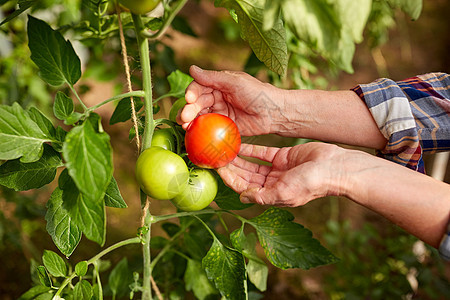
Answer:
171, 169, 218, 211
185, 113, 241, 169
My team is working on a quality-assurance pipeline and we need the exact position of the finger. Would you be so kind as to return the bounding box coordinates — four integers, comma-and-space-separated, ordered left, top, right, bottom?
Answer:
239, 144, 281, 163
179, 93, 215, 125
185, 80, 213, 104
231, 156, 271, 176
217, 166, 256, 194
223, 162, 267, 186
189, 65, 237, 91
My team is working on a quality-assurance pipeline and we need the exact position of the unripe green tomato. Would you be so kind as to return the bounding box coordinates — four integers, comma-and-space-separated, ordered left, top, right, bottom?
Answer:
171, 169, 218, 211
152, 128, 175, 152
136, 146, 189, 200
118, 0, 161, 15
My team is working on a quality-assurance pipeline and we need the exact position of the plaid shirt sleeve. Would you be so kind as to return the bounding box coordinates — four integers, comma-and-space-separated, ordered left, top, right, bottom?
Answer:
352, 72, 450, 173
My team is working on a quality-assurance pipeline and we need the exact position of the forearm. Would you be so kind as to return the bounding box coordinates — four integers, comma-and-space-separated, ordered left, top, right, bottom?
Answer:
272, 89, 387, 149
341, 149, 450, 248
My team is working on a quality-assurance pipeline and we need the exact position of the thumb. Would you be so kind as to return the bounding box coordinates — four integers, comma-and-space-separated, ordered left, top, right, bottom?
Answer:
189, 65, 235, 91
240, 187, 279, 206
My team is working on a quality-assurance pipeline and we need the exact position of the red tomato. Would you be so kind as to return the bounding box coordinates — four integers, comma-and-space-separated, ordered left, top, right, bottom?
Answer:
185, 113, 241, 169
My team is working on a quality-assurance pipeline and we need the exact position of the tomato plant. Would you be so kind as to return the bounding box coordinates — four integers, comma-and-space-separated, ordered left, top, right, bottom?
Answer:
171, 168, 218, 211
185, 113, 241, 169
135, 146, 189, 200
118, 0, 161, 15
151, 128, 175, 151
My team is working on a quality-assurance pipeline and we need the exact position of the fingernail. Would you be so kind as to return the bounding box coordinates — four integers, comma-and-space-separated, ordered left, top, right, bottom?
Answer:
192, 65, 203, 72
240, 197, 250, 203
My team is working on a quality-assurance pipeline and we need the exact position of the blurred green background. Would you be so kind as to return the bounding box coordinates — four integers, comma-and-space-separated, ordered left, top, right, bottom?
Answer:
0, 0, 449, 299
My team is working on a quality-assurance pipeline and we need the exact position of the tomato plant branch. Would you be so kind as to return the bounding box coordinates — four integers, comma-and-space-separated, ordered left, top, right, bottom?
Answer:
53, 237, 141, 299
151, 208, 217, 223
69, 84, 88, 111
140, 0, 188, 40
87, 90, 145, 112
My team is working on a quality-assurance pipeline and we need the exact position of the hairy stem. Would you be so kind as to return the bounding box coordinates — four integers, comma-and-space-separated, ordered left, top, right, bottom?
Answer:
87, 90, 145, 112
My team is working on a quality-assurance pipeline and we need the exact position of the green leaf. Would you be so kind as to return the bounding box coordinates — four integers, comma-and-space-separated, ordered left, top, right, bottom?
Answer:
45, 185, 82, 257
28, 107, 58, 140
158, 70, 194, 100
63, 120, 113, 203
61, 172, 106, 246
248, 207, 338, 270
185, 259, 218, 300
202, 238, 247, 299
214, 178, 253, 210
0, 144, 62, 191
54, 92, 74, 121
36, 266, 52, 287
42, 250, 67, 277
231, 228, 267, 292
109, 258, 132, 298
27, 15, 81, 86
109, 97, 143, 125
0, 0, 37, 26
0, 103, 53, 163
75, 261, 88, 277
388, 0, 423, 20
335, 0, 372, 43
216, 0, 288, 76
104, 177, 127, 208
18, 285, 51, 300
73, 280, 93, 300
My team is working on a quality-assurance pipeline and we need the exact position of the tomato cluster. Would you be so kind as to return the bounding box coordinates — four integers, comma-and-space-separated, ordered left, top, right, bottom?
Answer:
135, 114, 240, 211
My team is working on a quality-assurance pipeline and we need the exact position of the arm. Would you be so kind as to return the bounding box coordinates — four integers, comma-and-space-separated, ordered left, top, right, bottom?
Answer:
219, 143, 450, 248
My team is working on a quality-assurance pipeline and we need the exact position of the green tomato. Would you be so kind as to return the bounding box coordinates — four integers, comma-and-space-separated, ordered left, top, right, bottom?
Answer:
152, 128, 175, 152
118, 0, 161, 15
171, 169, 218, 211
136, 146, 189, 200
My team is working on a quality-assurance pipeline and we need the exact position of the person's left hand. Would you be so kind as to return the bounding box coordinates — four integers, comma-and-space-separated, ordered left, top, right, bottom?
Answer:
217, 142, 347, 207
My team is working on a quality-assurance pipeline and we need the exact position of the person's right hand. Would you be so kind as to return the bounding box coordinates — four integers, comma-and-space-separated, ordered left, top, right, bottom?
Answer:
178, 65, 283, 136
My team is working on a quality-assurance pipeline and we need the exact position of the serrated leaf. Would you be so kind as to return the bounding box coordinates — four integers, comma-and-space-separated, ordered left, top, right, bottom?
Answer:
42, 250, 67, 277
185, 259, 218, 300
61, 173, 106, 246
109, 258, 132, 298
109, 97, 143, 125
46, 186, 82, 257
104, 177, 127, 208
18, 285, 52, 300
216, 0, 288, 76
248, 207, 338, 270
28, 107, 58, 140
231, 228, 267, 292
0, 144, 62, 191
54, 92, 74, 121
158, 70, 193, 100
73, 280, 93, 300
63, 120, 113, 203
0, 103, 54, 163
27, 15, 81, 86
202, 238, 247, 299
75, 261, 88, 277
214, 178, 253, 210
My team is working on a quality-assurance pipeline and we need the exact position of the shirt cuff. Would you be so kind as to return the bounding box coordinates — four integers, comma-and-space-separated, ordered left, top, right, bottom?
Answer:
352, 79, 424, 173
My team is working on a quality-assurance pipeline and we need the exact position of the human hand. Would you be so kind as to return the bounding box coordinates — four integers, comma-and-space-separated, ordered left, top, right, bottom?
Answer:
217, 142, 347, 207
178, 65, 284, 136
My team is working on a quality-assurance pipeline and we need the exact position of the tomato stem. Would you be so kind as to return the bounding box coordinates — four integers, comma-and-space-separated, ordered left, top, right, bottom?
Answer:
140, 0, 189, 40
132, 14, 154, 152
87, 90, 145, 113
